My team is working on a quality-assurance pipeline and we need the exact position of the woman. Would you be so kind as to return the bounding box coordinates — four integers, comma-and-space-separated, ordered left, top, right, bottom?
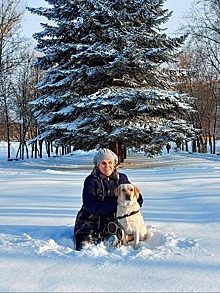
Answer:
74, 148, 143, 250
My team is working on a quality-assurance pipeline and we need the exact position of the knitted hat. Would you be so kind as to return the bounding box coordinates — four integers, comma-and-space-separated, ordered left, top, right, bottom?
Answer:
93, 148, 118, 166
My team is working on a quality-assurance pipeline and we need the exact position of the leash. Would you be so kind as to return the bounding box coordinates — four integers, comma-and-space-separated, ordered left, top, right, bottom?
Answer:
117, 209, 140, 220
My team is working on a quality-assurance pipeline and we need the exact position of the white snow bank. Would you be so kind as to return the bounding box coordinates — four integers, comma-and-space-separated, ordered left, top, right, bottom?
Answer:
0, 143, 220, 292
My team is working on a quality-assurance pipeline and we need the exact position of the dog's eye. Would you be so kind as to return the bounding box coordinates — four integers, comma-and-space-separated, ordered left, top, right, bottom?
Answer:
130, 189, 133, 191
122, 189, 126, 192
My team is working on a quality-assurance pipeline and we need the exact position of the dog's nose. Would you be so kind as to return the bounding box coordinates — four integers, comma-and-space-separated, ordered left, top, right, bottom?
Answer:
125, 194, 131, 201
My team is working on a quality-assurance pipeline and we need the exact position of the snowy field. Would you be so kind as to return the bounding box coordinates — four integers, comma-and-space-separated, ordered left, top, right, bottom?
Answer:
0, 142, 220, 292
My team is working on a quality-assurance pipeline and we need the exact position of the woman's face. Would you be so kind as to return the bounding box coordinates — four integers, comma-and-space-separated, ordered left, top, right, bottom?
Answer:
98, 160, 114, 176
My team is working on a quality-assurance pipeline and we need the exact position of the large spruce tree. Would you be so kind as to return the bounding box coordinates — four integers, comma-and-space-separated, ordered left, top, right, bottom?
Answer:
28, 0, 197, 155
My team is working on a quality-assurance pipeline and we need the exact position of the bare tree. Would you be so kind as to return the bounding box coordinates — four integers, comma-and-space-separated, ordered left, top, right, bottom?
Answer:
179, 0, 220, 153
13, 50, 43, 159
0, 0, 28, 159
175, 46, 219, 153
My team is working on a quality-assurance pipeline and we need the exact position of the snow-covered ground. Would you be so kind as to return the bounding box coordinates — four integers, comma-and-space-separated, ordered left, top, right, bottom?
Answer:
0, 142, 220, 292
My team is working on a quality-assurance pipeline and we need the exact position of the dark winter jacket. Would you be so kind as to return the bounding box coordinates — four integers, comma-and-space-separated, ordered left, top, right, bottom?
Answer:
74, 167, 143, 237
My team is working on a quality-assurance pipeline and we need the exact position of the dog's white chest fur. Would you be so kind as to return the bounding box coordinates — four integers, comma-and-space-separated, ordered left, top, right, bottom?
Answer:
118, 207, 146, 233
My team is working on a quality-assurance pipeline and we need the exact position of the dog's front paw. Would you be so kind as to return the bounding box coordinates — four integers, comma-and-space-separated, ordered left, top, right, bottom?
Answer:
134, 243, 140, 250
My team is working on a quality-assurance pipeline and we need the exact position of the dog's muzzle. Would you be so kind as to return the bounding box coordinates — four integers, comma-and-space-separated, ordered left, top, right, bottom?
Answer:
106, 221, 124, 241
125, 194, 131, 201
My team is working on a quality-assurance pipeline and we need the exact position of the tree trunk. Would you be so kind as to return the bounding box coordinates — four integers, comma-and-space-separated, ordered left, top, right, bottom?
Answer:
109, 141, 121, 163
39, 140, 43, 158
209, 131, 212, 154
62, 145, 65, 155
185, 141, 188, 152
213, 133, 216, 154
47, 141, 51, 158
109, 141, 118, 155
34, 141, 38, 158
192, 140, 197, 153
118, 142, 122, 164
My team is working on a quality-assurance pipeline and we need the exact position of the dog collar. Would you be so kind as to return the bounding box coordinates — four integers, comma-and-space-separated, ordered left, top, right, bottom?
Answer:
117, 209, 140, 220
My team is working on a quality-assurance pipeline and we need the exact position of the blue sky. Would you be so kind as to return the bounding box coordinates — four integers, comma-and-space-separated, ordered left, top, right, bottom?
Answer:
23, 0, 193, 38
163, 0, 193, 35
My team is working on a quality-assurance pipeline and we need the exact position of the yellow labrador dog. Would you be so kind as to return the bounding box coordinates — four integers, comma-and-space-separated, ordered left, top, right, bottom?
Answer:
114, 184, 148, 249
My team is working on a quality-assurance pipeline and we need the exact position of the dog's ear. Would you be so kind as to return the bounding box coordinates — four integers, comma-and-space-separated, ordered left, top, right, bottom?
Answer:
114, 186, 121, 197
134, 186, 140, 198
